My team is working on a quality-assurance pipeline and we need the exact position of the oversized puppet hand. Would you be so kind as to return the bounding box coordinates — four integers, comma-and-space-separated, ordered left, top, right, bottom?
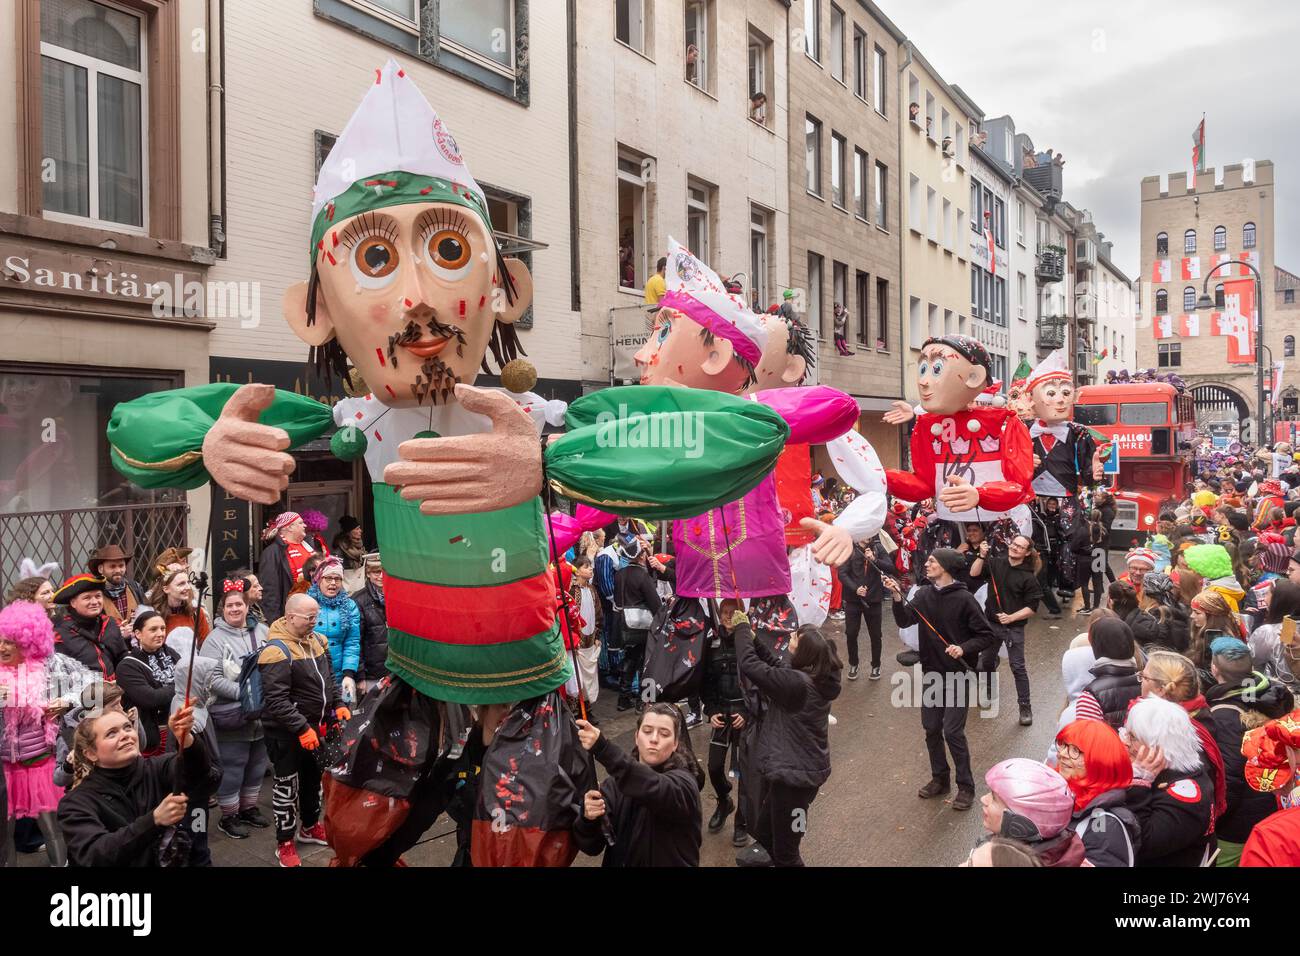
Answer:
385, 383, 542, 516
882, 400, 915, 426
800, 517, 853, 567
201, 384, 297, 504
938, 474, 979, 512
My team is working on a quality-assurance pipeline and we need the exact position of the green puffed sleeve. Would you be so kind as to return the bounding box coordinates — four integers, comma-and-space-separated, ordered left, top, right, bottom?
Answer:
544, 385, 789, 519
107, 383, 335, 490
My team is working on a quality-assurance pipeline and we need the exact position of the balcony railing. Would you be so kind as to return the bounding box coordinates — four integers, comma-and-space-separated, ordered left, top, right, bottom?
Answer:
1036, 250, 1065, 283
0, 501, 190, 589
1037, 317, 1067, 350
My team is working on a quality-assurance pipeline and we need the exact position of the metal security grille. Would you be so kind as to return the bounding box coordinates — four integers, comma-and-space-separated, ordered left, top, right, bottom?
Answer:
0, 502, 189, 591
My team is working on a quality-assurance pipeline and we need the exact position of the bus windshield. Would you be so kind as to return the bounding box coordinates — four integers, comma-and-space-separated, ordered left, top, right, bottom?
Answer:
1075, 404, 1116, 426
1120, 402, 1169, 425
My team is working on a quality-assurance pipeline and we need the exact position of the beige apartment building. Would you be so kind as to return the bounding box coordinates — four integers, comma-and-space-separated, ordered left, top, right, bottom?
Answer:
576, 0, 792, 389
1138, 162, 1281, 443
787, 0, 903, 464
0, 0, 214, 583
193, 0, 580, 575
898, 44, 981, 405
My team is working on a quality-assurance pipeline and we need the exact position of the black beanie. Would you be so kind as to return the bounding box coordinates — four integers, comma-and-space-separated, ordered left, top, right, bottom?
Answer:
1225, 510, 1250, 532
930, 548, 966, 577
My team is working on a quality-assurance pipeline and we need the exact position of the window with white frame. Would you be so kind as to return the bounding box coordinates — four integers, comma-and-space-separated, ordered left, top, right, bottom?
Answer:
684, 0, 713, 92
747, 27, 773, 126
806, 115, 822, 195
994, 198, 1006, 249
969, 179, 981, 232
617, 150, 650, 291
852, 26, 866, 100
872, 44, 886, 115
1016, 199, 1025, 244
41, 0, 147, 230
907, 73, 920, 124
909, 296, 922, 346
686, 177, 714, 266
854, 148, 868, 219
926, 186, 938, 243
944, 308, 954, 336
1017, 273, 1026, 319
874, 161, 887, 229
1184, 229, 1196, 254
750, 204, 772, 311
831, 132, 846, 208
1183, 286, 1196, 311
832, 261, 847, 338
808, 252, 823, 332
615, 0, 647, 53
1213, 224, 1227, 252
439, 0, 515, 76
804, 0, 819, 61
855, 270, 870, 345
1244, 222, 1257, 249
970, 269, 979, 317
829, 4, 845, 83
928, 303, 941, 339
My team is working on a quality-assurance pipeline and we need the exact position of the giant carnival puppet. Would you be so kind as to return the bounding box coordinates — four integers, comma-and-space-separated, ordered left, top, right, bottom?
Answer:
745, 308, 889, 625
632, 239, 886, 652
1022, 349, 1104, 603
883, 335, 1035, 549
104, 62, 790, 867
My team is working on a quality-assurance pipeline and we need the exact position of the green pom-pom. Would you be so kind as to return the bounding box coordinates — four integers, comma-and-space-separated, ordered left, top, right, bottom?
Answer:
414, 430, 441, 439
331, 425, 368, 461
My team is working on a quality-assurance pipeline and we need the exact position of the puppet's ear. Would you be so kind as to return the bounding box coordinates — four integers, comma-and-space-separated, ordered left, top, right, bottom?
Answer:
963, 365, 989, 390
780, 354, 808, 385
493, 258, 534, 324
283, 279, 337, 347
701, 336, 735, 376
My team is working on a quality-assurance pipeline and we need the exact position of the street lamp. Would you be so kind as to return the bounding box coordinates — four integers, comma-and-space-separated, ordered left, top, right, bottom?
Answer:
1196, 259, 1267, 446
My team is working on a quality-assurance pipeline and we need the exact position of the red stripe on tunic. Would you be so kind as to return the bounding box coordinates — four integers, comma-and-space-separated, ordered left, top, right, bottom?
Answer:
385, 572, 555, 645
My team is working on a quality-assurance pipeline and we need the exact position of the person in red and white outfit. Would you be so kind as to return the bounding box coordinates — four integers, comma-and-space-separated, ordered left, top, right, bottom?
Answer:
257, 512, 317, 625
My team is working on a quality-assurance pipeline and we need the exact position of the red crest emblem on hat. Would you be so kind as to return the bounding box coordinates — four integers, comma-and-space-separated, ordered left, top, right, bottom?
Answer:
432, 116, 464, 166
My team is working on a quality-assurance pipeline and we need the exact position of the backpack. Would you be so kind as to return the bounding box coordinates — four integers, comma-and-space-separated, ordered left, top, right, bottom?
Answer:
1074, 806, 1140, 867
238, 639, 290, 723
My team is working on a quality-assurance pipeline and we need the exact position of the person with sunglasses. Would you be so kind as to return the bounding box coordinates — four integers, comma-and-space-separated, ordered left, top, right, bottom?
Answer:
256, 593, 349, 868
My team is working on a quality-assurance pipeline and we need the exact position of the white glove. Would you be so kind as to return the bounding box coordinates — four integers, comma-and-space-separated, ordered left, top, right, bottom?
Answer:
341, 676, 356, 705
222, 657, 241, 682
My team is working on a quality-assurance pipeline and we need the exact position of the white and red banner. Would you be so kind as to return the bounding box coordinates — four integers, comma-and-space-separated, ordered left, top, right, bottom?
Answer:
1151, 259, 1171, 283
1211, 253, 1232, 275
1153, 314, 1174, 339
1181, 256, 1201, 280
1273, 361, 1286, 407
1223, 278, 1256, 364
985, 228, 996, 276
1179, 313, 1200, 337
1239, 250, 1260, 278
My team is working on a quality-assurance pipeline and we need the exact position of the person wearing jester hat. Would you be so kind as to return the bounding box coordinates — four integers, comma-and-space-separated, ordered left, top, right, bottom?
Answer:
883, 335, 1035, 549
104, 62, 790, 867
1025, 349, 1102, 606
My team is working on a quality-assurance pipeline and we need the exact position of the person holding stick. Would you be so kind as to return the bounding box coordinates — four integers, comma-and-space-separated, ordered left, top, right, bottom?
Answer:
883, 548, 998, 811
969, 534, 1044, 727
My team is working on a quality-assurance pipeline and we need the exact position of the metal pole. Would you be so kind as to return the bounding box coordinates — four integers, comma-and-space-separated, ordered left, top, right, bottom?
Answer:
1257, 270, 1267, 446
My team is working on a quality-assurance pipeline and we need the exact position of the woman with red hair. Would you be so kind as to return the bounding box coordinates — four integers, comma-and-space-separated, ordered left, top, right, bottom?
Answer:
1055, 719, 1140, 867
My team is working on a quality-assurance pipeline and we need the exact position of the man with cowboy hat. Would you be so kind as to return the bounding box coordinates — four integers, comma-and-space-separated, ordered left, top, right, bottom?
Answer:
86, 544, 146, 625
50, 574, 127, 679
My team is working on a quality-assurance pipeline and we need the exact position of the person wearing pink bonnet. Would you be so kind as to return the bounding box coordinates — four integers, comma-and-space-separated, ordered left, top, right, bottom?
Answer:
978, 757, 1087, 867
0, 600, 94, 867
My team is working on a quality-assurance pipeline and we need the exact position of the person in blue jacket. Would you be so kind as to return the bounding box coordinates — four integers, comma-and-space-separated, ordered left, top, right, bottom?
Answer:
305, 556, 361, 704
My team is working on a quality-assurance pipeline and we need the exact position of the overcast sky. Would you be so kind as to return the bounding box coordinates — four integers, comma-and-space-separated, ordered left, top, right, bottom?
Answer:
881, 0, 1300, 280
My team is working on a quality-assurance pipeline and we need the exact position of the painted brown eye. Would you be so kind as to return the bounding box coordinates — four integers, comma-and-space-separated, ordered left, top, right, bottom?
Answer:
426, 229, 471, 272
354, 236, 399, 278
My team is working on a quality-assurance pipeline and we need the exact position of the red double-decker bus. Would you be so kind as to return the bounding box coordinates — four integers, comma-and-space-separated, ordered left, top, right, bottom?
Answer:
1075, 383, 1197, 547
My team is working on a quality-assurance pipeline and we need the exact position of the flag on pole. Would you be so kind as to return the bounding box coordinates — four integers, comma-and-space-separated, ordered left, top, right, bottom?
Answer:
1273, 361, 1285, 407
1191, 116, 1206, 188
1223, 278, 1256, 364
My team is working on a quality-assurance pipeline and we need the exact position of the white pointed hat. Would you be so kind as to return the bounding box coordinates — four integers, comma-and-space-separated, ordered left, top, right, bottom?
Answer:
307, 59, 491, 264
1026, 348, 1071, 393
659, 237, 767, 365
